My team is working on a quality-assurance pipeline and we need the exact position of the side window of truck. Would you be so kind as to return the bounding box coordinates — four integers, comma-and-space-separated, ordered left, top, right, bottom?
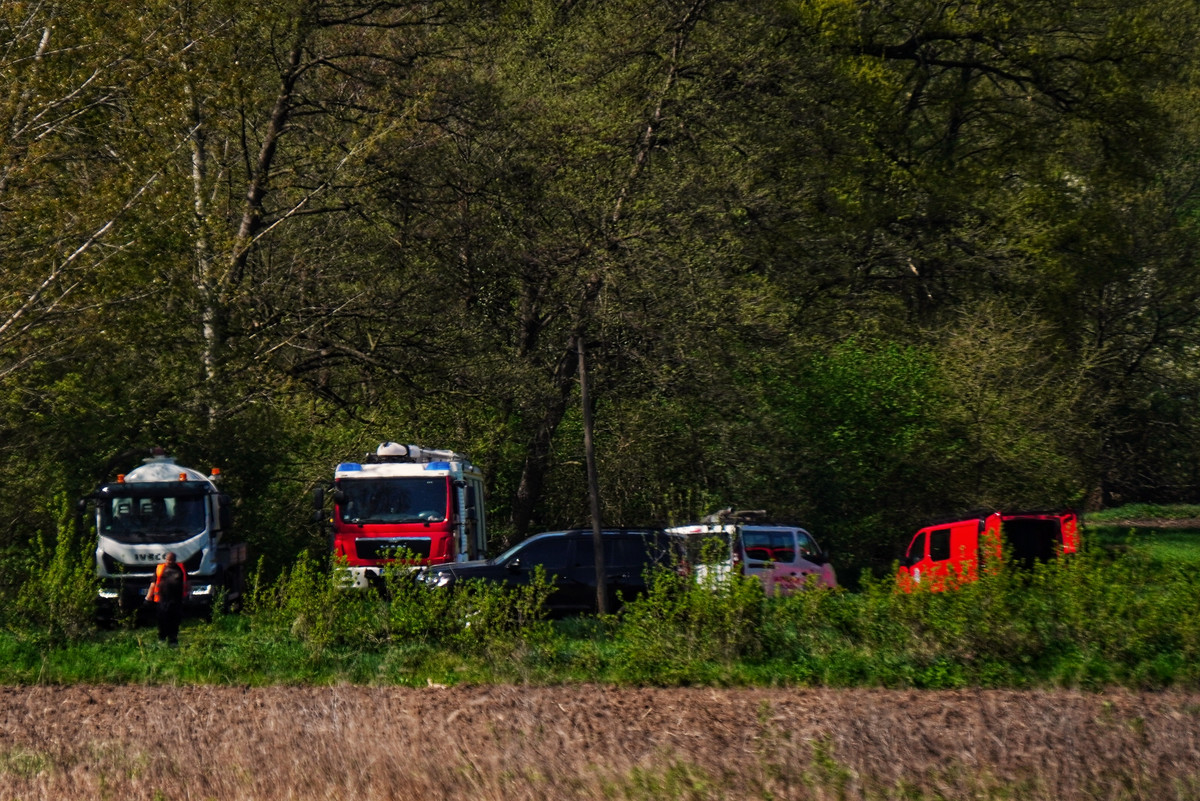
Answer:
908, 531, 926, 561
929, 528, 952, 562
743, 530, 795, 563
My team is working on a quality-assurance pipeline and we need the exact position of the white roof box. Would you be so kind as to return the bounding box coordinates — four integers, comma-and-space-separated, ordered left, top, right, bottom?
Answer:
375, 441, 463, 464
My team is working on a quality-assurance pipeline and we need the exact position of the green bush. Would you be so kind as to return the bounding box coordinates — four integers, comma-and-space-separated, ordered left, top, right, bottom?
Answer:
248, 552, 385, 652
2, 534, 1197, 688
12, 494, 98, 642
381, 560, 556, 657
752, 544, 1200, 688
612, 560, 766, 684
444, 567, 557, 659
246, 551, 559, 662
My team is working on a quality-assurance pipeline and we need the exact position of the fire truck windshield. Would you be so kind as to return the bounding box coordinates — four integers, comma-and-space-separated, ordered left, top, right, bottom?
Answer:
98, 493, 208, 543
338, 477, 447, 524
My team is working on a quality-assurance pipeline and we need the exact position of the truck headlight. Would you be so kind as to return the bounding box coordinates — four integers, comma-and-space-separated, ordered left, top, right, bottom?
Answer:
422, 571, 452, 588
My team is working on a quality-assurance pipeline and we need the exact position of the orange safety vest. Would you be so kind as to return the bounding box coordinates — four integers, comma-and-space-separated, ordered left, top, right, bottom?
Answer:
147, 561, 189, 603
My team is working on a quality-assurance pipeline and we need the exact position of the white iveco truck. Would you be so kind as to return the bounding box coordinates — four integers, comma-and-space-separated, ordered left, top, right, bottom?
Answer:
87, 449, 247, 612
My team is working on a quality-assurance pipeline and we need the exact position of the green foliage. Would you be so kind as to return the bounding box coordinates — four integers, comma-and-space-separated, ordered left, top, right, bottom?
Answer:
757, 544, 1200, 689
381, 556, 557, 657
613, 555, 767, 684
246, 551, 557, 664
1, 0, 1200, 625
1087, 503, 1200, 522
0, 542, 1198, 688
248, 553, 382, 652
770, 339, 947, 572
12, 494, 98, 642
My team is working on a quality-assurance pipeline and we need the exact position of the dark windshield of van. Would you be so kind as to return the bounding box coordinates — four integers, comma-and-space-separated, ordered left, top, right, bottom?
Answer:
98, 493, 208, 544
338, 477, 448, 524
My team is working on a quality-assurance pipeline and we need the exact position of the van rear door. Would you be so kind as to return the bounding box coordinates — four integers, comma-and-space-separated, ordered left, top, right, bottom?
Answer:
1000, 511, 1078, 567
1059, 511, 1079, 554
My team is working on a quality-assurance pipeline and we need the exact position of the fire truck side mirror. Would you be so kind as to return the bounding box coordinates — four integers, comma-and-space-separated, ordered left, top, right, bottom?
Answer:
312, 487, 325, 510
76, 497, 89, 513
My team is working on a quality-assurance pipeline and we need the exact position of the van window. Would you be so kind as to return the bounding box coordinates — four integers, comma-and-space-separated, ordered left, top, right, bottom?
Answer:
610, 537, 650, 570
575, 535, 662, 570
573, 534, 597, 565
511, 537, 570, 570
929, 528, 951, 562
908, 531, 926, 560
742, 529, 796, 563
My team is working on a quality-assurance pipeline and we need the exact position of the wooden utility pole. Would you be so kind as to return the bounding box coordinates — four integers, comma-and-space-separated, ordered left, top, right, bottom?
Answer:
578, 335, 606, 615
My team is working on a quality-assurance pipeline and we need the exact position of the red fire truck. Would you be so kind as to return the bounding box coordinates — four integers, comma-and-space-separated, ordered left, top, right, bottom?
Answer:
897, 510, 1079, 592
313, 442, 487, 588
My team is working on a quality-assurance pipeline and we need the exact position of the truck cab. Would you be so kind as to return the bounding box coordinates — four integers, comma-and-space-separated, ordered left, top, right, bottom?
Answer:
317, 442, 487, 588
88, 450, 245, 610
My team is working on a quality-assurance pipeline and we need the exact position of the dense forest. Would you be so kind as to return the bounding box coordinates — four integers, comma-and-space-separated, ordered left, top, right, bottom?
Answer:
2, 0, 1199, 581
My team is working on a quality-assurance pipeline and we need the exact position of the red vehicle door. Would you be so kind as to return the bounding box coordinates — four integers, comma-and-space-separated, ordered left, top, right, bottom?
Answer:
1059, 511, 1079, 554
899, 519, 983, 591
899, 528, 943, 591
946, 519, 985, 585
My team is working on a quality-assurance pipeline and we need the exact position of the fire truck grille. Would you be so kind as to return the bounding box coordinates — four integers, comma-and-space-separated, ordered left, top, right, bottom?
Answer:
355, 538, 432, 561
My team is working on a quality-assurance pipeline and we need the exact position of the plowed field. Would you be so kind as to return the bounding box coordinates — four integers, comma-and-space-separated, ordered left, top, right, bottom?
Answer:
1, 685, 1198, 800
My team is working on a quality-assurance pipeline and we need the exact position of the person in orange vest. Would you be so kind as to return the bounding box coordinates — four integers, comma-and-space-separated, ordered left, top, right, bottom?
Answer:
146, 551, 188, 645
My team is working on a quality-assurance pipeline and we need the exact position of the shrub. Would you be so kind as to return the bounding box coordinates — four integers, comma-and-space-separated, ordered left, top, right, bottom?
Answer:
612, 559, 766, 683
13, 494, 98, 642
248, 552, 385, 651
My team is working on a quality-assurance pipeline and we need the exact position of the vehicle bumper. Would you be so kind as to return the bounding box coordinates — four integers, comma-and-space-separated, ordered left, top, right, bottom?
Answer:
339, 564, 423, 589
97, 577, 221, 607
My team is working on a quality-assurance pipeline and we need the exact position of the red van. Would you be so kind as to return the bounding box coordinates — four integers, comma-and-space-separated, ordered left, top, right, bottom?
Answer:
897, 511, 1078, 592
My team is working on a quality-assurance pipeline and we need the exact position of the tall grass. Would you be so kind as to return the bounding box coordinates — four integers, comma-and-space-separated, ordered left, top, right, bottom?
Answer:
4, 684, 1199, 801
2, 538, 1198, 688
10, 494, 97, 643
1085, 502, 1200, 521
